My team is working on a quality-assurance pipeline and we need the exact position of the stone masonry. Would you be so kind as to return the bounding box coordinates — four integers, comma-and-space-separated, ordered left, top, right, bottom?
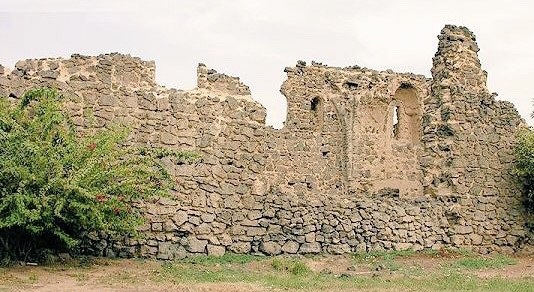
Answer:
0, 25, 532, 258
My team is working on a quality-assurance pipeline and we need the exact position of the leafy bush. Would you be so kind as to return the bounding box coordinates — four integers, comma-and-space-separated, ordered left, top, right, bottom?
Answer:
0, 88, 196, 263
514, 128, 534, 212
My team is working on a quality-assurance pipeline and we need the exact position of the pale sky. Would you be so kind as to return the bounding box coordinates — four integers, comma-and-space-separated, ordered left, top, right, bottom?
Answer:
1, 0, 533, 128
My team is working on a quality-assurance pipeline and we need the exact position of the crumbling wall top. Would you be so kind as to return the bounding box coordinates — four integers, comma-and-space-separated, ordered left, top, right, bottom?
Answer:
196, 63, 251, 96
3, 53, 156, 90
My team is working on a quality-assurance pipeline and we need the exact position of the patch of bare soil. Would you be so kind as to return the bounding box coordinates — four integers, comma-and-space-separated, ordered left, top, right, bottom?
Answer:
7, 282, 267, 292
0, 259, 267, 292
303, 255, 373, 276
394, 254, 446, 271
475, 256, 534, 279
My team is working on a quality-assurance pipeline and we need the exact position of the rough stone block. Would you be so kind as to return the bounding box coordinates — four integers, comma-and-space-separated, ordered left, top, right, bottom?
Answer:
328, 244, 351, 254
151, 222, 163, 232
469, 234, 483, 245
157, 242, 186, 260
455, 226, 474, 235
246, 227, 267, 236
260, 241, 281, 255
229, 242, 251, 254
163, 220, 178, 232
355, 243, 367, 253
394, 242, 413, 251
201, 213, 216, 223
39, 70, 59, 79
451, 235, 464, 246
187, 237, 208, 253
281, 241, 300, 254
305, 232, 315, 243
207, 244, 226, 256
99, 95, 117, 106
161, 132, 177, 145
299, 242, 321, 254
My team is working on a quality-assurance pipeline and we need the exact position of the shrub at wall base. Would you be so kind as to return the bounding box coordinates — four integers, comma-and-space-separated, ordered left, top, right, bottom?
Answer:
0, 88, 195, 263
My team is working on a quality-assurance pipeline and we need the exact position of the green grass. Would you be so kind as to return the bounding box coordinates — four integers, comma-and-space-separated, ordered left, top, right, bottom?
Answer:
448, 255, 517, 270
155, 261, 533, 291
271, 258, 311, 276
351, 249, 418, 273
2, 251, 532, 292
178, 253, 264, 266
446, 248, 477, 257
151, 251, 533, 291
352, 249, 416, 262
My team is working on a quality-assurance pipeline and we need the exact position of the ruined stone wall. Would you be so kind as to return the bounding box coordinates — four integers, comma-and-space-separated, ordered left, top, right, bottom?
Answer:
421, 26, 528, 248
280, 62, 428, 196
0, 25, 531, 258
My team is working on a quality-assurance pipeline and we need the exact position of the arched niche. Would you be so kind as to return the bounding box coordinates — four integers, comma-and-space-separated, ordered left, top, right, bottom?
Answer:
390, 84, 421, 143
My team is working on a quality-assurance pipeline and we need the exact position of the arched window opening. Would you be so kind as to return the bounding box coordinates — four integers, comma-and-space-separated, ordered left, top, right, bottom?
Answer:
392, 104, 400, 138
391, 85, 421, 144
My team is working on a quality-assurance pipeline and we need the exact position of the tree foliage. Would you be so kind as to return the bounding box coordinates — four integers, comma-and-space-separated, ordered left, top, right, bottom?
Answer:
0, 88, 196, 262
514, 128, 534, 212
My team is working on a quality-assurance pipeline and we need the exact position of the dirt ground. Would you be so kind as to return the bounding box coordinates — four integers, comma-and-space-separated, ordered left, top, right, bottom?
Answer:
0, 259, 265, 292
1, 253, 533, 292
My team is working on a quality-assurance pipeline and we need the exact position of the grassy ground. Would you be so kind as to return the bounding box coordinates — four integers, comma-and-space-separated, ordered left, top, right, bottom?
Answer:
1, 249, 533, 291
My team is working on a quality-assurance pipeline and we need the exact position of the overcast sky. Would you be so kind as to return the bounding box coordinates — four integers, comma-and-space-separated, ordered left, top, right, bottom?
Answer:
1, 0, 533, 128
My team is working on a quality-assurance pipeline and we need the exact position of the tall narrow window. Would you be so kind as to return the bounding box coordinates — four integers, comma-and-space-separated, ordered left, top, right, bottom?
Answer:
392, 85, 421, 143
392, 105, 400, 138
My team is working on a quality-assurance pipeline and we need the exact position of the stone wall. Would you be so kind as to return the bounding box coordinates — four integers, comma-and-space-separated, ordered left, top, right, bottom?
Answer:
281, 62, 429, 196
0, 25, 531, 258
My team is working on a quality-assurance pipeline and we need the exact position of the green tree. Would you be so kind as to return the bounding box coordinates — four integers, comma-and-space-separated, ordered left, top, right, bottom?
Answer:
0, 88, 196, 263
515, 128, 534, 212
